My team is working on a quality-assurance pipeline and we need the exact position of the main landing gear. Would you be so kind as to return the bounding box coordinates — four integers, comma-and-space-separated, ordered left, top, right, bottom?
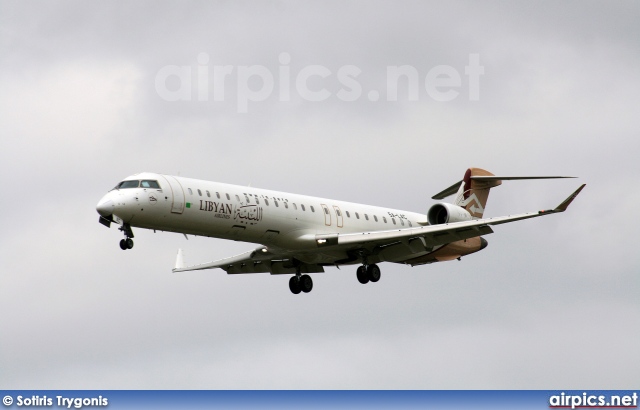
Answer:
288, 263, 381, 293
356, 264, 381, 284
289, 273, 313, 295
118, 223, 134, 250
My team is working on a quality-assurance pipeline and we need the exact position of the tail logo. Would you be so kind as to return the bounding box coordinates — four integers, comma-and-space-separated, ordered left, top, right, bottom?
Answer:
458, 193, 484, 217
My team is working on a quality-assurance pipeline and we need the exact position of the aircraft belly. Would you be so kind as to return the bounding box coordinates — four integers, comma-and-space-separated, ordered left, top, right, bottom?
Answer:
295, 251, 350, 265
378, 243, 421, 263
403, 237, 484, 265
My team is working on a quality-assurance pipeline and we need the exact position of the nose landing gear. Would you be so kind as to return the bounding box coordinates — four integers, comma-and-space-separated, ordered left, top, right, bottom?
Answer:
118, 223, 134, 250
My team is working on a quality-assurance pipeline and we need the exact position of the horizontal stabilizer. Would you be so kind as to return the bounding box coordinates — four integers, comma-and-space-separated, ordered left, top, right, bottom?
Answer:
432, 175, 576, 200
432, 180, 463, 200
471, 176, 576, 181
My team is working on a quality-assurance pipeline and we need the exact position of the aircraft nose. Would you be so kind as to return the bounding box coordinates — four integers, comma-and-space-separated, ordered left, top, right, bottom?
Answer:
96, 196, 114, 217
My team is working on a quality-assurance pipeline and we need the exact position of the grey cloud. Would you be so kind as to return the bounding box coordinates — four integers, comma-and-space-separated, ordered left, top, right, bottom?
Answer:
0, 0, 638, 389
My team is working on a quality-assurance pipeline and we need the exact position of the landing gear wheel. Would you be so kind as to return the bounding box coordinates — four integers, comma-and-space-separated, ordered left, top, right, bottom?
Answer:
300, 274, 313, 293
357, 266, 369, 284
118, 223, 135, 251
367, 264, 381, 282
289, 276, 301, 294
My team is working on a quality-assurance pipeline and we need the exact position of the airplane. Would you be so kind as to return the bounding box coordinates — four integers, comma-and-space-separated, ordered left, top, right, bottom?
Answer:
96, 168, 585, 294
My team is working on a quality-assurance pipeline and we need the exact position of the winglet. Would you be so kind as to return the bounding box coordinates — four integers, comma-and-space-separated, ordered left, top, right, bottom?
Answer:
174, 248, 185, 270
553, 184, 586, 212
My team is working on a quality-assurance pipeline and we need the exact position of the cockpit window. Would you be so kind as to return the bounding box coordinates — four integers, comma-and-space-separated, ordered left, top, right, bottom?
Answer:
140, 180, 160, 189
116, 180, 140, 189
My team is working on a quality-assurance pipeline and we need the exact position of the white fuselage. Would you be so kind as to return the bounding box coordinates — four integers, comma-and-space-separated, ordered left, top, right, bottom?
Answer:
96, 169, 581, 293
97, 172, 429, 260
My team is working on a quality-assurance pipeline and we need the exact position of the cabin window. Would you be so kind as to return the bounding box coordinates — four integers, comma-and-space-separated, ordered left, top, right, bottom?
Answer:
392, 218, 396, 225
324, 207, 329, 215
197, 189, 202, 196
216, 192, 220, 199
383, 216, 387, 223
293, 203, 297, 210
310, 206, 315, 212
284, 202, 288, 209
274, 201, 279, 207
188, 188, 193, 195
226, 193, 230, 200
255, 197, 260, 204
265, 199, 269, 206
365, 214, 369, 221
408, 220, 412, 227
206, 191, 211, 198
244, 195, 249, 203
355, 212, 360, 219
235, 195, 240, 202
336, 209, 341, 216
346, 211, 350, 218
140, 180, 160, 189
400, 219, 404, 226
301, 204, 306, 211
374, 215, 378, 222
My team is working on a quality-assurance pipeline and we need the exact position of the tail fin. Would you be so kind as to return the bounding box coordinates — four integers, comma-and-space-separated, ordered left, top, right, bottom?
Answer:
453, 168, 500, 218
432, 168, 576, 219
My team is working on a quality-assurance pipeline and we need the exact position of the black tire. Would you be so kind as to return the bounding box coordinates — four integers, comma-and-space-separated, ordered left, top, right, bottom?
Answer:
119, 239, 128, 250
300, 274, 313, 293
356, 266, 369, 284
367, 264, 381, 283
126, 238, 134, 249
289, 276, 301, 294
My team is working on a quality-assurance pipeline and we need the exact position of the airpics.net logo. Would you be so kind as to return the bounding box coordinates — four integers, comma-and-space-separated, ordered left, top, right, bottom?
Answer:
549, 392, 638, 409
154, 52, 484, 113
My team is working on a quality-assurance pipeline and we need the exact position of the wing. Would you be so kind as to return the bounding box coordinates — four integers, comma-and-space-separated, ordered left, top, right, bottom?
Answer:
173, 184, 585, 274
337, 184, 585, 246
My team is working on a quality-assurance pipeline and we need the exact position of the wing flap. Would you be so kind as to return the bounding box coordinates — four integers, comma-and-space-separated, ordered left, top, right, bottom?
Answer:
335, 220, 495, 248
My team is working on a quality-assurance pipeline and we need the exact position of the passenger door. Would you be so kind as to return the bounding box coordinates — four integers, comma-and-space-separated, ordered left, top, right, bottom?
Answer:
161, 175, 185, 214
333, 205, 343, 228
320, 204, 331, 226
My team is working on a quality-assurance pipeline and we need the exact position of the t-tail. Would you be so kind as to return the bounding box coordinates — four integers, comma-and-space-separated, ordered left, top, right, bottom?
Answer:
432, 168, 576, 219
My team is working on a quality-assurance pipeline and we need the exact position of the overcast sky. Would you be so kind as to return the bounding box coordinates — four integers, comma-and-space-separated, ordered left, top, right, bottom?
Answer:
1, 0, 638, 389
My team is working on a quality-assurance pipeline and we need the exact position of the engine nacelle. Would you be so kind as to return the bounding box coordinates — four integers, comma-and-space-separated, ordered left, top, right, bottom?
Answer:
427, 203, 473, 225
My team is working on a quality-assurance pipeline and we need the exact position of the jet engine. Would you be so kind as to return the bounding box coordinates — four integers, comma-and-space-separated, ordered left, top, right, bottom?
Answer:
427, 203, 473, 225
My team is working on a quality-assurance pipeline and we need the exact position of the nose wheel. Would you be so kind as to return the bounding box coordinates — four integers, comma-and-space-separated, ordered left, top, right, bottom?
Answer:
119, 238, 134, 250
118, 223, 134, 250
